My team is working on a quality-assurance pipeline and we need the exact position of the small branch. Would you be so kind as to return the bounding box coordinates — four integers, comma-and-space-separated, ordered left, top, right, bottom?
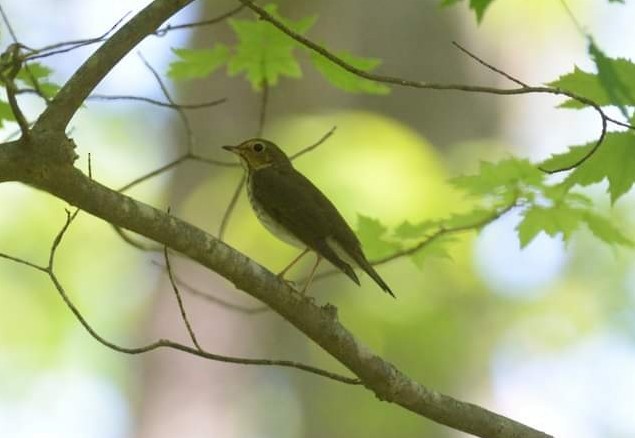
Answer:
1, 207, 360, 385
164, 243, 203, 351
87, 93, 226, 110
153, 4, 246, 36
151, 260, 269, 314
452, 42, 529, 88
138, 52, 195, 153
237, 0, 616, 175
314, 201, 517, 284
218, 174, 245, 240
0, 44, 31, 137
25, 12, 130, 61
33, 0, 196, 132
257, 79, 269, 137
118, 155, 189, 192
290, 126, 337, 160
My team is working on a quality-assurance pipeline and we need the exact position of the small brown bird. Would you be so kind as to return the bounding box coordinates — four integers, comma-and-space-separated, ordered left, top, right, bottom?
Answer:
223, 138, 394, 297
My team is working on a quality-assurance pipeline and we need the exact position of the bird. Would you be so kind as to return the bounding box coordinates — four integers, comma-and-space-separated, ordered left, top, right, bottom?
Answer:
222, 138, 394, 297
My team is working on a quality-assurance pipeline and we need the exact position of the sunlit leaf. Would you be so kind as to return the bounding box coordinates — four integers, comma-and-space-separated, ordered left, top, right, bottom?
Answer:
15, 62, 60, 99
451, 158, 544, 197
309, 51, 390, 95
356, 215, 400, 260
440, 0, 496, 23
548, 57, 635, 109
410, 234, 457, 268
588, 39, 632, 118
227, 4, 316, 89
168, 45, 230, 80
0, 100, 14, 128
393, 219, 436, 240
541, 132, 635, 203
517, 205, 631, 248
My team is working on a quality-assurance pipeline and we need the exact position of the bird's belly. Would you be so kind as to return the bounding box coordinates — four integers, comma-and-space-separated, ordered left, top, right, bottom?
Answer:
247, 181, 305, 248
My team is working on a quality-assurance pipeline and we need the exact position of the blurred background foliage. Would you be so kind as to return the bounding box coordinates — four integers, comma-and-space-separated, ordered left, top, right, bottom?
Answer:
1, 1, 635, 437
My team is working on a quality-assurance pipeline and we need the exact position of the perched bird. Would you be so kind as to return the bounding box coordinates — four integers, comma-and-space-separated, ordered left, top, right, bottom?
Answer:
222, 138, 394, 297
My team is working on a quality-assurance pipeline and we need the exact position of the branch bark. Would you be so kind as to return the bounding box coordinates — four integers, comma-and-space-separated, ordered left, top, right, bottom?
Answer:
0, 1, 553, 437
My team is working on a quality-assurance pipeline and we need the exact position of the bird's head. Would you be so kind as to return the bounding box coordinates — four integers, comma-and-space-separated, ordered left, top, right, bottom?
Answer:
222, 138, 292, 170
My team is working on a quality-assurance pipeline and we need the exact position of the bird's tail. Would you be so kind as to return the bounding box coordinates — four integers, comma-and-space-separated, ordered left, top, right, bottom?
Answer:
357, 258, 395, 298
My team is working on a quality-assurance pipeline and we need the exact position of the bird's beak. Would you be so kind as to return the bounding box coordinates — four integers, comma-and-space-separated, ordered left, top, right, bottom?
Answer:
222, 145, 240, 154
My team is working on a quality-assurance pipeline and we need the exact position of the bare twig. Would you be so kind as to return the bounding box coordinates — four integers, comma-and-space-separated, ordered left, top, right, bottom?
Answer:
0, 3, 20, 43
25, 12, 131, 61
218, 174, 245, 240
452, 42, 529, 88
138, 53, 195, 153
153, 4, 246, 36
290, 126, 337, 160
87, 93, 226, 110
0, 45, 31, 137
164, 243, 203, 351
0, 209, 361, 385
314, 201, 517, 283
236, 0, 629, 174
118, 156, 189, 192
151, 260, 269, 314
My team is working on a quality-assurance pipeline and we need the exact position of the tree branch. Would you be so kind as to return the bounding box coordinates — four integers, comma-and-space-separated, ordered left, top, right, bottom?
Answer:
0, 141, 551, 437
33, 0, 195, 132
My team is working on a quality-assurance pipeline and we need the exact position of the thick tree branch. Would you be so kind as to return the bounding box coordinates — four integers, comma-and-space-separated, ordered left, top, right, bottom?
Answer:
0, 140, 551, 438
33, 0, 195, 132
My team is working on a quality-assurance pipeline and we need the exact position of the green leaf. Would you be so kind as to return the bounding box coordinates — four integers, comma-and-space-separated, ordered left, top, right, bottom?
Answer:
410, 234, 456, 268
15, 62, 60, 99
542, 132, 635, 203
227, 4, 316, 89
517, 206, 581, 247
548, 57, 635, 109
309, 51, 390, 95
451, 158, 544, 197
583, 211, 632, 246
168, 45, 230, 80
588, 39, 633, 118
356, 215, 400, 260
440, 0, 496, 23
394, 220, 437, 240
517, 205, 631, 248
0, 100, 14, 128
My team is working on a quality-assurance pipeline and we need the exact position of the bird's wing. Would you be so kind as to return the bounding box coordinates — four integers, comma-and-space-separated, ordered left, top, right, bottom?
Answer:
252, 166, 393, 296
251, 166, 356, 246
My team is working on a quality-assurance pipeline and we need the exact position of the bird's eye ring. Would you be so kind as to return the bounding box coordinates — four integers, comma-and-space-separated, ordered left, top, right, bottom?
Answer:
253, 142, 264, 152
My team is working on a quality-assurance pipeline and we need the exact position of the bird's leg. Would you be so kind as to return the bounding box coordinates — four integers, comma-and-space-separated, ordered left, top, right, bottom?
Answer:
277, 248, 310, 281
301, 254, 322, 294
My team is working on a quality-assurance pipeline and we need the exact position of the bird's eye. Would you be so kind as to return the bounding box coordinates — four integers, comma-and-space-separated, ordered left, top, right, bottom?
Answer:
253, 142, 264, 152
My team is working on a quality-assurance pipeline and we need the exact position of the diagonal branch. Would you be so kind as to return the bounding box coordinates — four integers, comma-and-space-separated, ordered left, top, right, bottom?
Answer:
33, 0, 195, 132
1, 146, 551, 437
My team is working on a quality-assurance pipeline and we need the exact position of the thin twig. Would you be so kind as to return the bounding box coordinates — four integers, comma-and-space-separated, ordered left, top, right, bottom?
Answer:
87, 93, 226, 109
313, 201, 517, 283
290, 126, 337, 160
138, 52, 195, 153
153, 4, 247, 36
218, 174, 245, 240
151, 260, 269, 314
25, 12, 131, 61
219, 78, 270, 240
452, 42, 529, 88
164, 243, 204, 351
236, 0, 624, 174
257, 79, 269, 137
118, 155, 189, 192
0, 208, 360, 385
1, 45, 31, 137
0, 3, 20, 43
